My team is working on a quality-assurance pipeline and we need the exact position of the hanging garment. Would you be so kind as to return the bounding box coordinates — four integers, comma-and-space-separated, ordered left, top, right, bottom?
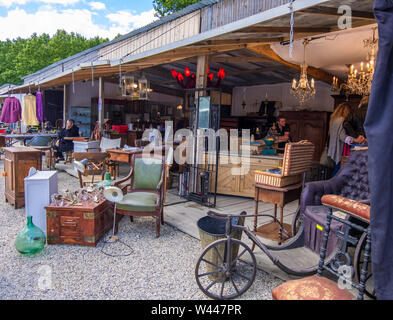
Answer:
0, 97, 22, 124
22, 94, 39, 126
36, 91, 44, 123
364, 0, 393, 300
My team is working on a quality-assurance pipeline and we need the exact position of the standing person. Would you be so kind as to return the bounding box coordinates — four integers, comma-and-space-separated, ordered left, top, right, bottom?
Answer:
328, 102, 362, 175
343, 96, 369, 144
53, 119, 79, 162
268, 117, 291, 154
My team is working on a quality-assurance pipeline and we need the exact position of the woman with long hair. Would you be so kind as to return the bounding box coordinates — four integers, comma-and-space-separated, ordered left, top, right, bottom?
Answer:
328, 102, 362, 175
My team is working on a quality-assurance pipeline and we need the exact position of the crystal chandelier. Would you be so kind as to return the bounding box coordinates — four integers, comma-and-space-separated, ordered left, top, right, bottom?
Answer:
332, 28, 378, 97
290, 39, 316, 105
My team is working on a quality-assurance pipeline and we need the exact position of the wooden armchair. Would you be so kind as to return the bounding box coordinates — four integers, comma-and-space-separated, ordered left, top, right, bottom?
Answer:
104, 153, 165, 238
73, 152, 108, 188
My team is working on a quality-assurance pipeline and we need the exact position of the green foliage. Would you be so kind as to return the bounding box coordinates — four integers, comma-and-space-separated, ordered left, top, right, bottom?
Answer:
0, 30, 108, 86
153, 0, 200, 17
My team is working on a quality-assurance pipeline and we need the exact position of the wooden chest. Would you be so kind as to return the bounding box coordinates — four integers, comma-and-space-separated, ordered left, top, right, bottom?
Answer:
45, 200, 118, 247
3, 147, 42, 209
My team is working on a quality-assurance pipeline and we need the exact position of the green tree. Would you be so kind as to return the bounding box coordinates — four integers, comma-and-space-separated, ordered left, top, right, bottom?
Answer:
0, 30, 108, 86
153, 0, 200, 17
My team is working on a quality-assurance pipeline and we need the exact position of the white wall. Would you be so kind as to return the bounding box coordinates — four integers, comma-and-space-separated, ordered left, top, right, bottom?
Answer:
231, 81, 334, 116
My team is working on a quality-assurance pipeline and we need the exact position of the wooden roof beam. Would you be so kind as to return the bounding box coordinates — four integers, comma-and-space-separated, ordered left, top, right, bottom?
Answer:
236, 26, 331, 34
247, 44, 337, 85
298, 7, 375, 21
207, 37, 284, 45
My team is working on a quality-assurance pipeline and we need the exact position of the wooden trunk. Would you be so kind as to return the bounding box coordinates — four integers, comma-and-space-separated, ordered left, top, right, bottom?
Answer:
45, 200, 119, 247
3, 147, 42, 209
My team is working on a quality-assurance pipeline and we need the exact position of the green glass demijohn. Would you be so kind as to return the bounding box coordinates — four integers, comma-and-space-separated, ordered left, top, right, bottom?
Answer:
15, 216, 46, 255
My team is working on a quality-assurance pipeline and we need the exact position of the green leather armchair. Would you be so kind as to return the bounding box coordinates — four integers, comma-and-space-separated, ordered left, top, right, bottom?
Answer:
105, 153, 165, 238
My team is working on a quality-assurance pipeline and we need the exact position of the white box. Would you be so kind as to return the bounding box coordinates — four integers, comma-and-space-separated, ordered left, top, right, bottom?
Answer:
24, 170, 58, 236
73, 140, 100, 153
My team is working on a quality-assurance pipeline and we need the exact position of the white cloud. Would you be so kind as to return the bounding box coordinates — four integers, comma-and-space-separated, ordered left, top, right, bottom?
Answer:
106, 9, 157, 29
0, 7, 135, 40
0, 0, 80, 7
88, 1, 105, 11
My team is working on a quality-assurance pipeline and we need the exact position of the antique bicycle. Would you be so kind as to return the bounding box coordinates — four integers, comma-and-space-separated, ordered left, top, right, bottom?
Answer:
194, 207, 374, 300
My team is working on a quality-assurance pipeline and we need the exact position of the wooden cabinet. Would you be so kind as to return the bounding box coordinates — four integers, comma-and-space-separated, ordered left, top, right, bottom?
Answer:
280, 111, 329, 162
3, 147, 42, 209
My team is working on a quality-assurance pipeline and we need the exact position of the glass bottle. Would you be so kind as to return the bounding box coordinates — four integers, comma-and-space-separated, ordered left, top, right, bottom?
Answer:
15, 216, 46, 256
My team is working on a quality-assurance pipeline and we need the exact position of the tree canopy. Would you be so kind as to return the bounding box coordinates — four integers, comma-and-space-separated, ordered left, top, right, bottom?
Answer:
153, 0, 200, 17
0, 30, 108, 86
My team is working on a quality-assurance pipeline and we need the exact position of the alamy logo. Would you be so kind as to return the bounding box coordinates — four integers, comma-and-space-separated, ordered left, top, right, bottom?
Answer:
338, 265, 353, 290
38, 265, 53, 291
338, 5, 352, 30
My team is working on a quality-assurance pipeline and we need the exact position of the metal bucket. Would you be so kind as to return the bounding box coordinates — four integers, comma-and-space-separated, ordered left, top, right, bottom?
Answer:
197, 213, 246, 281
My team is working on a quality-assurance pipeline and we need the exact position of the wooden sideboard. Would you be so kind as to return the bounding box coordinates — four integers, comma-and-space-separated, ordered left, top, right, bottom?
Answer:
4, 147, 42, 208
207, 153, 283, 198
279, 111, 330, 162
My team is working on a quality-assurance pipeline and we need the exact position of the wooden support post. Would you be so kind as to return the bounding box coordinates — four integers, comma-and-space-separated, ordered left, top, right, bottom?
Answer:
98, 77, 105, 131
63, 84, 68, 127
195, 55, 209, 96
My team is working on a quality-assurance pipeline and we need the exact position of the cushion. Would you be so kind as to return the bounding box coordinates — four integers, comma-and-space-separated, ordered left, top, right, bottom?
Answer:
133, 158, 162, 191
116, 192, 158, 212
322, 195, 370, 222
272, 275, 355, 300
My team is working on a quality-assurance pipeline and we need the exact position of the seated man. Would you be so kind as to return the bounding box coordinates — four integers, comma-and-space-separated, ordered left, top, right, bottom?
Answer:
53, 119, 79, 162
268, 117, 291, 154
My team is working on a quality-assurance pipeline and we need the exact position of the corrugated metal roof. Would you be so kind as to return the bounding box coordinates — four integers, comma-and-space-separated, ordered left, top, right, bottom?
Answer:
22, 0, 221, 82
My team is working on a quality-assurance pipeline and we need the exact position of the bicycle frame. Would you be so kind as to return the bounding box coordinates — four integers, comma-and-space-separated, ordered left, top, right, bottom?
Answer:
218, 212, 319, 276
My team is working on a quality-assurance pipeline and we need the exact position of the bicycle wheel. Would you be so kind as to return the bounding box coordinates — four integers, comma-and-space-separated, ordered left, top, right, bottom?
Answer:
354, 231, 376, 299
195, 238, 257, 300
291, 207, 302, 237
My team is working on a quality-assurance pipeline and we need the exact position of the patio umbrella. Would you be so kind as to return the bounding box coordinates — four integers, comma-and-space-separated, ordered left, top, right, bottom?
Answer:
364, 0, 393, 300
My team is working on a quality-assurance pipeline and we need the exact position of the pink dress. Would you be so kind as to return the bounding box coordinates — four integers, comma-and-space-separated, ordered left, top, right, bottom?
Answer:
0, 97, 22, 124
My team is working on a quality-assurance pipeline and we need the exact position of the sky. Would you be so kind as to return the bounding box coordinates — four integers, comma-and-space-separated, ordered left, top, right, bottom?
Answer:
0, 0, 158, 41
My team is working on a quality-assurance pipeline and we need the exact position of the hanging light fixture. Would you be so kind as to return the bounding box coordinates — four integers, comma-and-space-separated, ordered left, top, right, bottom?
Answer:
290, 39, 316, 105
332, 27, 378, 97
122, 74, 151, 100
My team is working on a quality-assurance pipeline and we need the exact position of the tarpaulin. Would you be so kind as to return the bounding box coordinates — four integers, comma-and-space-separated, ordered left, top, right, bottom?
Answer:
364, 0, 393, 300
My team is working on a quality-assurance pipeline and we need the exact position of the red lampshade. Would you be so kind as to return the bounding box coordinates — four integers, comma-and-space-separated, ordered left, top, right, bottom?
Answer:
217, 68, 226, 80
185, 67, 191, 77
171, 69, 178, 79
208, 73, 214, 81
177, 73, 184, 81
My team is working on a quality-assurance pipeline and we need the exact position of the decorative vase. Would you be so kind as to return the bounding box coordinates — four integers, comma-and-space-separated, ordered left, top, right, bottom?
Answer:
15, 216, 46, 256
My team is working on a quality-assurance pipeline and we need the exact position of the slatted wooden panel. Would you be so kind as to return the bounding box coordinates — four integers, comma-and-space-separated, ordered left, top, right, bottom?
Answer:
200, 0, 291, 32
99, 12, 201, 61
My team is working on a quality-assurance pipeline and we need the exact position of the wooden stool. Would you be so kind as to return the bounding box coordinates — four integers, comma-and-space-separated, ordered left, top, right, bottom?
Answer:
253, 182, 303, 245
64, 151, 73, 164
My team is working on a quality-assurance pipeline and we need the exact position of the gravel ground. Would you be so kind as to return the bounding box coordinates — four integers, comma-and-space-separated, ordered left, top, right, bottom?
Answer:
0, 160, 283, 300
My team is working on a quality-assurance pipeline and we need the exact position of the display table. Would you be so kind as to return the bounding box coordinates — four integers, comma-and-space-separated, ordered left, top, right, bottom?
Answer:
3, 147, 42, 208
106, 148, 143, 163
45, 186, 127, 247
253, 182, 303, 245
2, 133, 58, 147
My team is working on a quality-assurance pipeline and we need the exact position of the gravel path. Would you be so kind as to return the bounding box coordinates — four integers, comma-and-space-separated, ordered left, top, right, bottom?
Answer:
0, 160, 283, 300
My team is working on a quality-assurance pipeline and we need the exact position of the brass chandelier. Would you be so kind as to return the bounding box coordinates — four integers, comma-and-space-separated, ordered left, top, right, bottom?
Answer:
290, 39, 316, 105
332, 28, 378, 97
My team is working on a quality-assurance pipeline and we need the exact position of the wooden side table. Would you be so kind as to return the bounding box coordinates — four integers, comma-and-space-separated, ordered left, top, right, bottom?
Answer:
254, 182, 303, 245
31, 146, 53, 170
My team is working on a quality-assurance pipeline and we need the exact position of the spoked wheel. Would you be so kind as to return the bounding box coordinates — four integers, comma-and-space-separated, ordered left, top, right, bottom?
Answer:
195, 239, 257, 300
354, 232, 376, 299
291, 207, 302, 237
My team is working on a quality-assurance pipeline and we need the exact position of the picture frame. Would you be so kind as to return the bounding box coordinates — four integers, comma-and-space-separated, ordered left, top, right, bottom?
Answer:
166, 106, 173, 115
